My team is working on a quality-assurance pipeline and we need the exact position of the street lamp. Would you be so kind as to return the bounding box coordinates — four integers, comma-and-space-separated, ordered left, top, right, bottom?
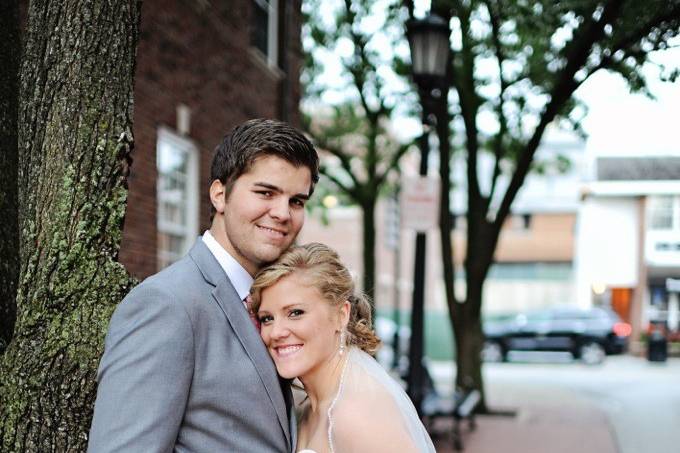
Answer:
405, 13, 450, 417
406, 14, 451, 94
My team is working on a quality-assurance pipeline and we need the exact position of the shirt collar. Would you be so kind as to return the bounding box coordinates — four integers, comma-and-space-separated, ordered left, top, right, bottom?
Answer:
202, 230, 253, 300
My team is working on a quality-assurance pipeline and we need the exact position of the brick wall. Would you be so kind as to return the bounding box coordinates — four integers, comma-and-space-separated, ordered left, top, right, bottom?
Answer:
119, 0, 303, 279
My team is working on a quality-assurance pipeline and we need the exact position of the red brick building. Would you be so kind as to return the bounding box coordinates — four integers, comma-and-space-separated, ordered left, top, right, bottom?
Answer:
120, 0, 304, 278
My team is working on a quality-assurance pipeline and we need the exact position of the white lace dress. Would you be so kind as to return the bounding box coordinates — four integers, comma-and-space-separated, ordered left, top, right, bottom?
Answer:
297, 347, 435, 453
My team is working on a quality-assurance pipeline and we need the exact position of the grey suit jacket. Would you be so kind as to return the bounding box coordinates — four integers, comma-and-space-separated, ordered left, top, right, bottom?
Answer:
88, 240, 295, 452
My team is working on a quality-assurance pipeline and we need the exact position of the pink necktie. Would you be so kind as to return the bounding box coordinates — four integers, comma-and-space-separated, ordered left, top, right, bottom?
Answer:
243, 295, 260, 331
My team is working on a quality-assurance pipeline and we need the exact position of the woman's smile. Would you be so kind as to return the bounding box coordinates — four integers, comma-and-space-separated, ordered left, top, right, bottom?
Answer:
258, 273, 343, 380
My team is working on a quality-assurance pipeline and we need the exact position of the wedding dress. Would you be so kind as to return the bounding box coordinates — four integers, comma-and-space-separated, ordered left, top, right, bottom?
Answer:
297, 347, 435, 453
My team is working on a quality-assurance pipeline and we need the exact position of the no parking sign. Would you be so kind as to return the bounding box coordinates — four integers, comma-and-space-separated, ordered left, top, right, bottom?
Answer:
400, 176, 440, 232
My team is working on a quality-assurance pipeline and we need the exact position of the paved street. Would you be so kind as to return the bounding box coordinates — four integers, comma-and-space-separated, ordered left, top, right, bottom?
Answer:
430, 354, 680, 453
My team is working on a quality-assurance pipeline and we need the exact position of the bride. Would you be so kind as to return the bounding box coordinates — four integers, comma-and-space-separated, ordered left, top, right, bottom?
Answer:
251, 243, 435, 453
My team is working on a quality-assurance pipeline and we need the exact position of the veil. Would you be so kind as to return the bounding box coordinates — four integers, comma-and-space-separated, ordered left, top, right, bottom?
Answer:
326, 347, 436, 453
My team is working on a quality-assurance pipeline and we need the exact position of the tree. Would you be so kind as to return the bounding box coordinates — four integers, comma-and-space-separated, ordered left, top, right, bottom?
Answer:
0, 0, 20, 355
405, 0, 680, 410
0, 1, 141, 450
302, 0, 414, 304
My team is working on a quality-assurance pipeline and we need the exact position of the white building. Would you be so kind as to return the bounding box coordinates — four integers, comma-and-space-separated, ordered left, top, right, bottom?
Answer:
451, 128, 587, 316
575, 156, 680, 346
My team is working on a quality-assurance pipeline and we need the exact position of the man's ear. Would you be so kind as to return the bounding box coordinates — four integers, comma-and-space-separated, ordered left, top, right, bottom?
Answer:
210, 179, 227, 214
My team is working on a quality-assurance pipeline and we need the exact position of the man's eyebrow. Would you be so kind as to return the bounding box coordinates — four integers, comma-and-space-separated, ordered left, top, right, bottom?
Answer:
253, 182, 309, 200
253, 182, 281, 192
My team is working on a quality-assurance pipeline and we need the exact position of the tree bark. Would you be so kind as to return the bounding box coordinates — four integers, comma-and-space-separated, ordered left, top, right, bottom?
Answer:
0, 1, 141, 451
451, 276, 485, 406
454, 218, 496, 411
0, 0, 20, 355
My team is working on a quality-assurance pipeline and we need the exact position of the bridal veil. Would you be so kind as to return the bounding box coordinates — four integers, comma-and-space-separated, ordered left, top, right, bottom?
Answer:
326, 347, 436, 452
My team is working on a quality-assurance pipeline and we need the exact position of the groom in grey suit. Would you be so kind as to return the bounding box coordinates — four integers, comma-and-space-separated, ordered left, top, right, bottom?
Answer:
88, 119, 319, 452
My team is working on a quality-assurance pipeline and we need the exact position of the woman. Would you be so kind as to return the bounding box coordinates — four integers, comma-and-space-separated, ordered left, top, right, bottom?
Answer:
251, 243, 435, 453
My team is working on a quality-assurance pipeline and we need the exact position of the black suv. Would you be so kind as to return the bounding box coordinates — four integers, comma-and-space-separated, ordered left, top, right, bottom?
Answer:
482, 306, 631, 364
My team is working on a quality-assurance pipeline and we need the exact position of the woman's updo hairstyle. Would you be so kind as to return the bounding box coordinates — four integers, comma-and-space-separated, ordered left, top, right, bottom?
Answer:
250, 242, 381, 355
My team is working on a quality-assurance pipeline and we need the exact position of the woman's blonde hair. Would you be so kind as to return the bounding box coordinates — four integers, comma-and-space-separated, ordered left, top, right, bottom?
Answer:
250, 242, 381, 354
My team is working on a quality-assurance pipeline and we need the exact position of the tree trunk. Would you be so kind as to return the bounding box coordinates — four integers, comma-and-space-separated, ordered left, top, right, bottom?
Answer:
453, 219, 495, 412
0, 0, 20, 354
0, 1, 141, 451
361, 197, 376, 314
452, 270, 487, 410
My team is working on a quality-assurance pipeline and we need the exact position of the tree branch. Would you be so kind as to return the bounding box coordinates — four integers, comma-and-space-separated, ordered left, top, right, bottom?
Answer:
342, 0, 380, 124
376, 142, 413, 186
403, 0, 414, 18
450, 1, 484, 212
587, 5, 680, 78
321, 167, 359, 200
310, 133, 362, 189
483, 0, 509, 204
493, 0, 624, 236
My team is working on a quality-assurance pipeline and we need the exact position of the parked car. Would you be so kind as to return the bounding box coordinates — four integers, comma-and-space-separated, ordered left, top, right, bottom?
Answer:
482, 306, 631, 364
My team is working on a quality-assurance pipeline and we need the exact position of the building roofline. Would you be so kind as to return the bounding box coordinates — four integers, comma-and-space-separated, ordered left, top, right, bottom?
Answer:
581, 180, 680, 197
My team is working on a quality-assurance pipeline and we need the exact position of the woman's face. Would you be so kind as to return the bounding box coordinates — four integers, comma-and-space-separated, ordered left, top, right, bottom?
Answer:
257, 273, 348, 380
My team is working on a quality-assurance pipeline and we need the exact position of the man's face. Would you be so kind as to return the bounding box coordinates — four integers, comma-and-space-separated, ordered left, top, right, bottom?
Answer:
210, 155, 312, 275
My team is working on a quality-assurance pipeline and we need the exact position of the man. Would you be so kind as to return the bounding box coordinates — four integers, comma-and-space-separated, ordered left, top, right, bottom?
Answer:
88, 119, 319, 452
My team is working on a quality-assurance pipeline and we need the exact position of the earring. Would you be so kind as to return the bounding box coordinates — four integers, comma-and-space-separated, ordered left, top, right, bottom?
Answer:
339, 329, 346, 355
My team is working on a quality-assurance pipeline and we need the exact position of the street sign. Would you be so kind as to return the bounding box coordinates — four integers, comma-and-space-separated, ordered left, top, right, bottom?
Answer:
400, 176, 440, 232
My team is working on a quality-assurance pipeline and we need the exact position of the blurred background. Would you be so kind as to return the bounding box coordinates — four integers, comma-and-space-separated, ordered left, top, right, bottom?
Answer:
111, 0, 680, 451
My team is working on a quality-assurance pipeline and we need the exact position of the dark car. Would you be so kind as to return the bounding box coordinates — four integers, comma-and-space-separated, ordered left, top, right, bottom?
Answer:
482, 306, 631, 364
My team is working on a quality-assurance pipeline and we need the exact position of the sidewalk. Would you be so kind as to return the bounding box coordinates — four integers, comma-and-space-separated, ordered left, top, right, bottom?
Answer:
427, 361, 619, 453
430, 401, 618, 453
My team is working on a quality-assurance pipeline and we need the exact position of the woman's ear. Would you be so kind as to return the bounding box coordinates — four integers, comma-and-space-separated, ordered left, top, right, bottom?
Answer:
339, 300, 351, 329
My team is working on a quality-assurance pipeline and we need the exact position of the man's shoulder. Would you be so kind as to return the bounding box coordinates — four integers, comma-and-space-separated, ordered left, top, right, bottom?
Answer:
138, 254, 193, 284
123, 254, 206, 307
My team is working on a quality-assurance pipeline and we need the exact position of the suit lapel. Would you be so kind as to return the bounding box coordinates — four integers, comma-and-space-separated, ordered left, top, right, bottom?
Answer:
189, 241, 291, 448
212, 282, 291, 445
283, 380, 297, 451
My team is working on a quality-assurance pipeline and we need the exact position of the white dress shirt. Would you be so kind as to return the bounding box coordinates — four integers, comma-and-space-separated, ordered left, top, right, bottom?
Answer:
201, 230, 253, 301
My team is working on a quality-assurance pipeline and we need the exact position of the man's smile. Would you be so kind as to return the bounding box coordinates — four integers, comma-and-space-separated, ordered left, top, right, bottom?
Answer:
257, 224, 287, 238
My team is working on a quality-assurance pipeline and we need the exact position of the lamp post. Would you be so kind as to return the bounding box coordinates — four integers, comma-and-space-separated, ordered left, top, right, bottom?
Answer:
405, 13, 450, 416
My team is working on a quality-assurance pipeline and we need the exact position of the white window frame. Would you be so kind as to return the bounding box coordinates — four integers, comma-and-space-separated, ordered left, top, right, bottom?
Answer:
252, 0, 279, 67
647, 195, 678, 231
156, 126, 200, 269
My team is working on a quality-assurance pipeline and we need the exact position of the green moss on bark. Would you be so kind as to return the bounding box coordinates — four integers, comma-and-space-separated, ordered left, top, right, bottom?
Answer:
0, 1, 142, 451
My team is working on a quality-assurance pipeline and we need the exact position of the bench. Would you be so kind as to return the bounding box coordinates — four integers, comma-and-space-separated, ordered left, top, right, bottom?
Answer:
420, 369, 481, 451
451, 389, 480, 450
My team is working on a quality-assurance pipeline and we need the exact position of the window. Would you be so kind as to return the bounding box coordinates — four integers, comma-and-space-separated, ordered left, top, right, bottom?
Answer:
647, 196, 675, 230
157, 127, 199, 269
511, 213, 532, 230
251, 0, 279, 67
521, 213, 532, 230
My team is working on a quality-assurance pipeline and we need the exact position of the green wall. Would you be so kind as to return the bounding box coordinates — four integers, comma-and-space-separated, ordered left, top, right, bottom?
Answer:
377, 309, 456, 361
